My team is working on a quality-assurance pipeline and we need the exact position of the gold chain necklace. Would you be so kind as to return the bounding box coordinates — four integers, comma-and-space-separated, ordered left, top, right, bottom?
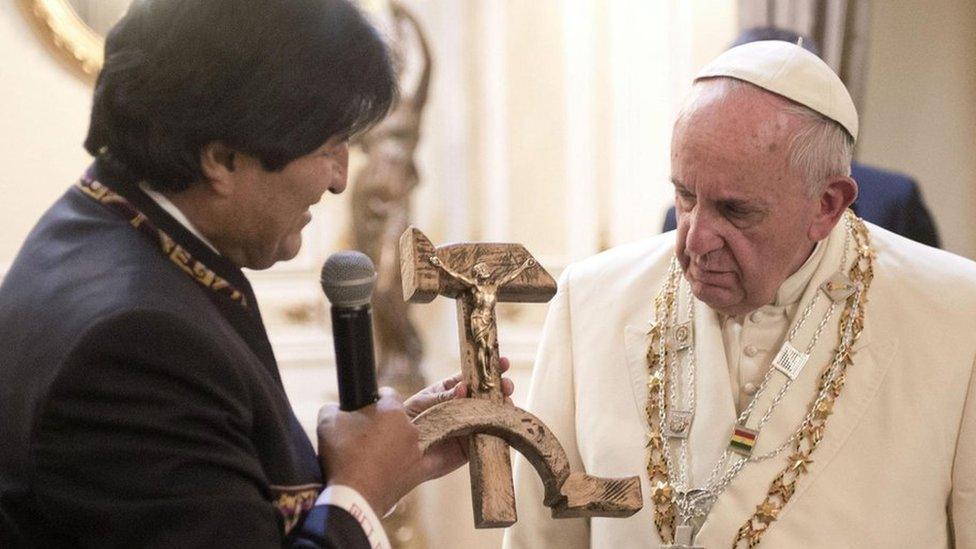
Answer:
645, 213, 874, 547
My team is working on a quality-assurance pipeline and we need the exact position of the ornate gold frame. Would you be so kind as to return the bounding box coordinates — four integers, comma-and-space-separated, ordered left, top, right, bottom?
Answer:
16, 0, 104, 80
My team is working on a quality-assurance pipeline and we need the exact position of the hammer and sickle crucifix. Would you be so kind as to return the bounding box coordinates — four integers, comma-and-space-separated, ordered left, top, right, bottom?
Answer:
400, 227, 643, 528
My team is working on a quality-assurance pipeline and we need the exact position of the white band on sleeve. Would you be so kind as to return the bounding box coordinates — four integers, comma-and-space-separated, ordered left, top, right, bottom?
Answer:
315, 485, 391, 549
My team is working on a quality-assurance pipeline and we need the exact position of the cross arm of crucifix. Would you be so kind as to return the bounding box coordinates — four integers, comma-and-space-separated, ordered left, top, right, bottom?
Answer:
428, 255, 477, 287
400, 226, 643, 529
400, 227, 555, 304
494, 258, 536, 288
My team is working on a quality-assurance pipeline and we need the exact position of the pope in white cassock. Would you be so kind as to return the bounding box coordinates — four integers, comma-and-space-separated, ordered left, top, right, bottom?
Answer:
503, 41, 976, 548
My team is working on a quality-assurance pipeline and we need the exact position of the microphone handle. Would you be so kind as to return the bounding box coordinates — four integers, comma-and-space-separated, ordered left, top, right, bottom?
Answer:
330, 305, 380, 411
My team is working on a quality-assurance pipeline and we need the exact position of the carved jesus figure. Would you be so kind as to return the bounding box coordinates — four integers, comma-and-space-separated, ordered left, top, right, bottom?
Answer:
428, 256, 535, 390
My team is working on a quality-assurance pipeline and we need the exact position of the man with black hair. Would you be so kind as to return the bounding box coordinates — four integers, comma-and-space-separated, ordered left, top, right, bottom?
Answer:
0, 1, 498, 547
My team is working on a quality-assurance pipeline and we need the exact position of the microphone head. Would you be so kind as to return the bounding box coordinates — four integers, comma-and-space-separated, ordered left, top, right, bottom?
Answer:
320, 251, 377, 308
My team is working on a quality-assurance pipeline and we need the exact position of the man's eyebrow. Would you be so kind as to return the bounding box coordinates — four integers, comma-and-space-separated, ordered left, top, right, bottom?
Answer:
721, 197, 751, 207
670, 178, 690, 192
719, 196, 767, 211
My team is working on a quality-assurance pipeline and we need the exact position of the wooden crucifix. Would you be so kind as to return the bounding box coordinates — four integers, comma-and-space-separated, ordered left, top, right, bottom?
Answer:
400, 227, 644, 528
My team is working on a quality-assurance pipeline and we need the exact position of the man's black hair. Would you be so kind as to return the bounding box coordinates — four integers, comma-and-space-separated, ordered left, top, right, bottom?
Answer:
84, 0, 397, 192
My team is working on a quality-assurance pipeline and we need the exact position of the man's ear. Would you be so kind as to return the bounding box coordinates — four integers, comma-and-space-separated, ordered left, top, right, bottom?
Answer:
809, 175, 858, 241
199, 142, 238, 197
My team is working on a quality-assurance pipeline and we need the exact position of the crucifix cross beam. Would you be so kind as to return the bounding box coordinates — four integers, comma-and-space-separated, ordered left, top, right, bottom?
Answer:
401, 227, 555, 526
401, 227, 642, 528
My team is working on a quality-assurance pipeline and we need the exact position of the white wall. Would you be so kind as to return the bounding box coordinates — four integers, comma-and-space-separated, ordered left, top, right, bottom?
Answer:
66, 0, 129, 35
858, 0, 976, 259
0, 1, 93, 265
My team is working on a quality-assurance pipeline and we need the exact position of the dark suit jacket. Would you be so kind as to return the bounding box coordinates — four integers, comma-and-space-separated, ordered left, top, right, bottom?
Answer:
0, 159, 369, 548
661, 162, 941, 248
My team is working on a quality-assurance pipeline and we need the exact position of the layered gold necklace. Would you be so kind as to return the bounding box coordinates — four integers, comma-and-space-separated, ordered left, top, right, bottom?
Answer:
645, 212, 874, 548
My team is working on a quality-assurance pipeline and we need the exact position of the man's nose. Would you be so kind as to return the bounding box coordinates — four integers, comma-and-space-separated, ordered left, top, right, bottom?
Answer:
683, 208, 723, 260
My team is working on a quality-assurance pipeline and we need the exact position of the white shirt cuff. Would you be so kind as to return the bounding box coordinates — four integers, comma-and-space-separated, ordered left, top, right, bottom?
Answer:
314, 485, 391, 549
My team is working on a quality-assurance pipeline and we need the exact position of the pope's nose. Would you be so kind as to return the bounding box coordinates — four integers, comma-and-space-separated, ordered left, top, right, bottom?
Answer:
683, 209, 724, 261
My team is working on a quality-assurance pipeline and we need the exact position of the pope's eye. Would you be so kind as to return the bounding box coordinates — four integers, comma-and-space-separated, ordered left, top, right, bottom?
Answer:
722, 203, 748, 216
722, 204, 759, 227
676, 191, 696, 207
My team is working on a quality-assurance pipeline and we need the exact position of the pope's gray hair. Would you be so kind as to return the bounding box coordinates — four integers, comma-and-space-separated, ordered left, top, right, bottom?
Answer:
779, 100, 855, 196
679, 78, 854, 196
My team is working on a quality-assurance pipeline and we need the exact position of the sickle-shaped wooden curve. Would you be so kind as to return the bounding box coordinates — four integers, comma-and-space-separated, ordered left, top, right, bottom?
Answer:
413, 399, 643, 520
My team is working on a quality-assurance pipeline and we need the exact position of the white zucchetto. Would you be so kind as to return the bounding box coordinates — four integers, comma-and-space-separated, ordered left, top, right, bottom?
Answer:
695, 40, 859, 141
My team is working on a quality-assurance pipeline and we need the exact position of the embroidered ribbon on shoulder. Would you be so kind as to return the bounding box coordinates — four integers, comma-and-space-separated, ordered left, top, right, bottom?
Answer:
77, 177, 249, 309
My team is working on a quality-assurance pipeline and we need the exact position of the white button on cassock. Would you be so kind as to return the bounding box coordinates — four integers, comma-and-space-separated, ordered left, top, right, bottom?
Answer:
749, 311, 763, 323
743, 382, 758, 395
744, 345, 758, 357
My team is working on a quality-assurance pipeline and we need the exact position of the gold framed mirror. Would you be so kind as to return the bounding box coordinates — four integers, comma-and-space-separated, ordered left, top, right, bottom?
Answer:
16, 0, 388, 83
16, 0, 132, 81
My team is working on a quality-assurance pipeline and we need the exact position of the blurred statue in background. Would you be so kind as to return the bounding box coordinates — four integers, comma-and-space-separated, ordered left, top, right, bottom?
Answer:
348, 3, 433, 547
350, 1, 432, 394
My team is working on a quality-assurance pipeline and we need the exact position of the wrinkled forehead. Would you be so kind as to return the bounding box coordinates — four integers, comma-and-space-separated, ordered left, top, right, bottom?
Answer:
675, 79, 800, 145
671, 82, 803, 195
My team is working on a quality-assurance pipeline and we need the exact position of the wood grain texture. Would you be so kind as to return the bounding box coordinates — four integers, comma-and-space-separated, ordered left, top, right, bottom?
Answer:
413, 399, 643, 519
401, 226, 557, 526
431, 242, 556, 302
401, 226, 642, 528
468, 435, 517, 527
454, 274, 516, 527
399, 227, 439, 303
399, 227, 557, 304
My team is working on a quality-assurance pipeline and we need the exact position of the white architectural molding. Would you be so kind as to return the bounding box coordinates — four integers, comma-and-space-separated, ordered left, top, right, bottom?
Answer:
608, 0, 676, 247
478, 0, 509, 241
427, 0, 471, 242
561, 0, 601, 260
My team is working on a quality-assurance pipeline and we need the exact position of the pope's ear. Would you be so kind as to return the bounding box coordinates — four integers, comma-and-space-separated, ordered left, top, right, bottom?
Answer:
199, 142, 238, 197
809, 175, 858, 241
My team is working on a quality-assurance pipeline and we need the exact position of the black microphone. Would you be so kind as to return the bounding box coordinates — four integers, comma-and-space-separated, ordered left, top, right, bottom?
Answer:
320, 251, 380, 411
